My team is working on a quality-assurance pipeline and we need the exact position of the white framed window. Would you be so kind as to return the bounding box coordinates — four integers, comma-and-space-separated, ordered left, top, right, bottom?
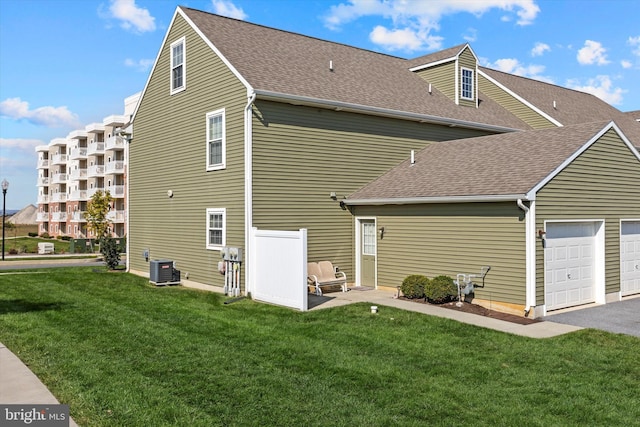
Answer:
461, 67, 474, 100
170, 37, 186, 94
206, 109, 226, 170
362, 222, 376, 255
206, 208, 226, 250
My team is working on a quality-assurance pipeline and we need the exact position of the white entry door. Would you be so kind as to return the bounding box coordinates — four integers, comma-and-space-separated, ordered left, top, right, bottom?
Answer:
621, 221, 640, 296
545, 222, 596, 311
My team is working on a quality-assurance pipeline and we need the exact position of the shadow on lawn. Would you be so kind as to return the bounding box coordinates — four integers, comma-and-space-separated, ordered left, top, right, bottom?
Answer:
0, 299, 70, 315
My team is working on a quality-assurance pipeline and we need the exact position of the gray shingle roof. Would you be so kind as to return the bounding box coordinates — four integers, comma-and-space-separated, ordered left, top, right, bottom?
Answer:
348, 121, 619, 201
180, 8, 528, 131
480, 67, 640, 146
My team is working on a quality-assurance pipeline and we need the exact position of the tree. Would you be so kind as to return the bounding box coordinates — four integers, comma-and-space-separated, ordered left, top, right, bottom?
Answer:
84, 190, 120, 269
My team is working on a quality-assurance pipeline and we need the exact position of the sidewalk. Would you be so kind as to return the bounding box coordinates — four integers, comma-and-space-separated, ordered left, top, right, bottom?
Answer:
308, 287, 583, 339
0, 343, 78, 426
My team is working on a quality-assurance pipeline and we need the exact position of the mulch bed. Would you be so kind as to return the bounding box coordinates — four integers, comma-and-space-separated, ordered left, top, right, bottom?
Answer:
398, 296, 540, 325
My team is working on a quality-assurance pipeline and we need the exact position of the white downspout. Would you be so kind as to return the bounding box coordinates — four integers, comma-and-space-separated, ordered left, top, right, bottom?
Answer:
244, 91, 256, 295
517, 198, 536, 316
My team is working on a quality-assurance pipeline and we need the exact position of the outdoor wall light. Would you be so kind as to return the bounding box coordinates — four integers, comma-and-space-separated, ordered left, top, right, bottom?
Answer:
167, 190, 174, 198
379, 226, 385, 239
329, 192, 337, 200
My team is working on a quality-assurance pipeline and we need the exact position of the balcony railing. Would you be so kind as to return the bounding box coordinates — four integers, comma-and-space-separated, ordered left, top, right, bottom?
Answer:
37, 177, 50, 186
105, 135, 125, 151
71, 211, 87, 222
51, 154, 68, 165
105, 161, 125, 175
69, 168, 88, 181
51, 173, 68, 184
38, 195, 49, 204
69, 147, 88, 160
36, 212, 49, 222
69, 189, 88, 201
87, 165, 105, 177
37, 159, 49, 169
87, 142, 105, 156
51, 212, 67, 222
106, 210, 126, 223
106, 185, 125, 198
50, 193, 67, 203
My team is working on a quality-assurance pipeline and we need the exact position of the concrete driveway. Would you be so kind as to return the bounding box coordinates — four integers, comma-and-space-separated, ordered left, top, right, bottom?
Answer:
544, 297, 640, 338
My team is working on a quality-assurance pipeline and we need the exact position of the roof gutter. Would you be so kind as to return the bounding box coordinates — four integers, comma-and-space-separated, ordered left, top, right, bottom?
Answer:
253, 89, 520, 134
344, 194, 529, 206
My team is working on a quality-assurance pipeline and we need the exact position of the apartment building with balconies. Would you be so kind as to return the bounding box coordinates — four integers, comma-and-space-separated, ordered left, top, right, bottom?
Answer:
36, 93, 139, 239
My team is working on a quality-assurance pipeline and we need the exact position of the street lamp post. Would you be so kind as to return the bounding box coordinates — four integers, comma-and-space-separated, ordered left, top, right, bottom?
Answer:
2, 179, 8, 261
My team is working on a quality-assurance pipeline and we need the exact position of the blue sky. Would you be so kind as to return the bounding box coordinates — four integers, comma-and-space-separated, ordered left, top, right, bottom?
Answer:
1, 0, 639, 210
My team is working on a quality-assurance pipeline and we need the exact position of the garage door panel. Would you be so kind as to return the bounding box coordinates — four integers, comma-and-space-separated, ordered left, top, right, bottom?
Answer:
621, 221, 640, 296
545, 223, 596, 311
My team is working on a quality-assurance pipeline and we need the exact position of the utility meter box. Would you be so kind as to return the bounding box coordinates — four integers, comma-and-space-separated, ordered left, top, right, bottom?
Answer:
221, 247, 243, 262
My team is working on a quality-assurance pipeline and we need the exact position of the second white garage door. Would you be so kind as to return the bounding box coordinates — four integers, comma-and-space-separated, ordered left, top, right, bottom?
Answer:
545, 222, 597, 311
621, 221, 640, 296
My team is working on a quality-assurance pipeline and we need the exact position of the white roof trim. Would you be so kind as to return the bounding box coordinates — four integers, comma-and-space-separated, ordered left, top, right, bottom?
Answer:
254, 89, 519, 134
344, 194, 528, 206
526, 121, 620, 199
478, 68, 563, 128
409, 44, 475, 72
131, 7, 254, 122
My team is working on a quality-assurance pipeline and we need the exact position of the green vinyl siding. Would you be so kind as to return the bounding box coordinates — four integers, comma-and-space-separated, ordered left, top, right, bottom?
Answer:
458, 47, 476, 108
414, 61, 456, 101
535, 129, 640, 302
251, 101, 491, 281
354, 203, 527, 304
130, 14, 247, 287
478, 73, 556, 130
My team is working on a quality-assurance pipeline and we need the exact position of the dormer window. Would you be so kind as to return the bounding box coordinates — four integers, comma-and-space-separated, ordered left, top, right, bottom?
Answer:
171, 37, 186, 94
461, 67, 474, 100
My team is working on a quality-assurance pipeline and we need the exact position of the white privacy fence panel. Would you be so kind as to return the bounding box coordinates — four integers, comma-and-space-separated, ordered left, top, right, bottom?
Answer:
249, 227, 308, 311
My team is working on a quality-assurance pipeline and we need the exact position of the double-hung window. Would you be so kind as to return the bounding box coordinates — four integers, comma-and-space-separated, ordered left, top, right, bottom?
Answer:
206, 109, 225, 170
461, 67, 474, 100
206, 208, 226, 250
170, 37, 185, 94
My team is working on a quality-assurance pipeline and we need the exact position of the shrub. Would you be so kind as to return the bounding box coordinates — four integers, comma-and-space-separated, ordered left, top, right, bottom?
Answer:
60, 235, 72, 241
425, 275, 457, 304
40, 232, 51, 239
28, 232, 38, 237
100, 237, 121, 270
400, 275, 428, 299
9, 248, 18, 255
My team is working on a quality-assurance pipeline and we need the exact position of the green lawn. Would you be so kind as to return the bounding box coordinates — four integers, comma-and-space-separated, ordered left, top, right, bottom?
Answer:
0, 268, 638, 426
3, 236, 72, 254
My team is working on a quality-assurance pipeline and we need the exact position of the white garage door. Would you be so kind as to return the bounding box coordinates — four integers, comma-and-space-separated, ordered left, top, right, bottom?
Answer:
621, 221, 640, 296
545, 222, 596, 311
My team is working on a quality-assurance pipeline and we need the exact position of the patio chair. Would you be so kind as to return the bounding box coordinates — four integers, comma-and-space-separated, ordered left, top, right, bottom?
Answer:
307, 261, 348, 296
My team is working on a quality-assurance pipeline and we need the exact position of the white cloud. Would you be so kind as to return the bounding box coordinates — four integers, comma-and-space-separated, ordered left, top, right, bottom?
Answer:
324, 0, 539, 52
463, 28, 478, 42
0, 138, 43, 152
0, 98, 80, 128
109, 0, 156, 33
577, 40, 610, 65
211, 0, 247, 20
124, 58, 154, 72
486, 58, 554, 83
531, 42, 550, 57
621, 60, 632, 69
628, 36, 640, 56
370, 26, 442, 52
567, 75, 626, 105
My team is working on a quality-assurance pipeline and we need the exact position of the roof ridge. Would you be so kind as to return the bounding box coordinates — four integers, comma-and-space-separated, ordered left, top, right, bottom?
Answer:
179, 6, 406, 61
